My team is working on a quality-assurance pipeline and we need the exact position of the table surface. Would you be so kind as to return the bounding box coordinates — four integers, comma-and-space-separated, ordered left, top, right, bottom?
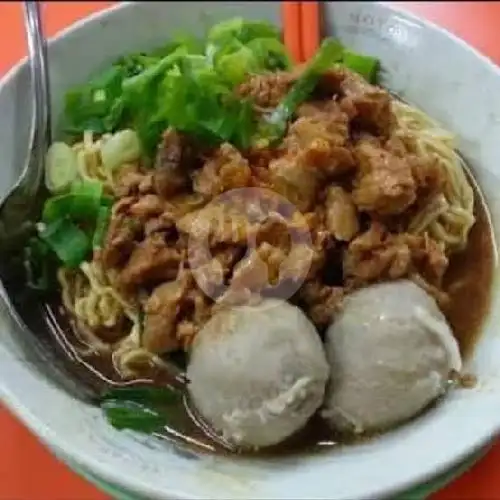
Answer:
1, 2, 500, 499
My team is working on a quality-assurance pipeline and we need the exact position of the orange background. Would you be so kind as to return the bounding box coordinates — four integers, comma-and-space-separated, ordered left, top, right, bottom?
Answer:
1, 2, 500, 499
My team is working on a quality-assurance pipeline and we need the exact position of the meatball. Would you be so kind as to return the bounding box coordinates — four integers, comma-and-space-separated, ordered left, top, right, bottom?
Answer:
187, 299, 329, 449
322, 280, 462, 434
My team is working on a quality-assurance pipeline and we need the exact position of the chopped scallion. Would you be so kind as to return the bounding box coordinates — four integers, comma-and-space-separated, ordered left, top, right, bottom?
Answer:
100, 386, 182, 434
259, 38, 345, 144
38, 218, 91, 267
101, 400, 167, 433
342, 50, 380, 83
92, 206, 111, 250
42, 180, 103, 224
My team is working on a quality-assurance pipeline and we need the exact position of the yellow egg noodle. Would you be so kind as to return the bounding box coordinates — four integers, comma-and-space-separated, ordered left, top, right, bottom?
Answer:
392, 100, 475, 252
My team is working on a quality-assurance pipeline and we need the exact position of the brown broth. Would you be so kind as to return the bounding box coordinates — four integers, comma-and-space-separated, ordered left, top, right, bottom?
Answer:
40, 176, 496, 458
443, 186, 495, 357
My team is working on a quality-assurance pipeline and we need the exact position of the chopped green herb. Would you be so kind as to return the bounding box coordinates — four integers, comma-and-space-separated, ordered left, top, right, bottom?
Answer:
207, 18, 280, 46
63, 66, 126, 135
259, 38, 345, 144
38, 218, 91, 268
92, 206, 111, 250
101, 400, 168, 433
149, 34, 204, 60
122, 47, 188, 96
215, 43, 262, 86
342, 50, 380, 83
42, 180, 103, 224
246, 37, 292, 71
60, 18, 292, 155
42, 195, 74, 224
154, 56, 256, 148
100, 386, 182, 434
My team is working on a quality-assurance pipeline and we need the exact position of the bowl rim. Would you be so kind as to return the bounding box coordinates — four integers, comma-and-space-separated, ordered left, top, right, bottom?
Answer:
1, 2, 500, 499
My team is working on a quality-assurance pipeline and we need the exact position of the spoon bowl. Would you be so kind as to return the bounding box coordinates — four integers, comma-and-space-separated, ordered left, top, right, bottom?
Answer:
0, 2, 50, 245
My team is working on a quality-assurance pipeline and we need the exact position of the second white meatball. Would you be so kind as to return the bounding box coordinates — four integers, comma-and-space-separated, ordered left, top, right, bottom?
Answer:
322, 280, 462, 434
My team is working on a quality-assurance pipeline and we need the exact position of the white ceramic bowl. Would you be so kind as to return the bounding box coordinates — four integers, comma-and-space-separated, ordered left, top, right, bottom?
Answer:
1, 2, 500, 499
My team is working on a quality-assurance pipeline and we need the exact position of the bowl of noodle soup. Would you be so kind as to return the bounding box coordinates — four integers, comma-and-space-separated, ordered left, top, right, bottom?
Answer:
0, 2, 500, 499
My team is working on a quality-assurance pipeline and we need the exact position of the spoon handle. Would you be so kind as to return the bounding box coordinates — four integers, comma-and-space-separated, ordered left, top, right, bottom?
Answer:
21, 1, 51, 197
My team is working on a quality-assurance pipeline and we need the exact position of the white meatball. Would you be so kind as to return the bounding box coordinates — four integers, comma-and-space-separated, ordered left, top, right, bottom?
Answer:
323, 280, 462, 434
187, 299, 329, 449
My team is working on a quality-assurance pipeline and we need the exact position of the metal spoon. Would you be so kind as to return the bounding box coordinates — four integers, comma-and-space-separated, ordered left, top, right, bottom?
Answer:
0, 2, 51, 249
0, 2, 98, 403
